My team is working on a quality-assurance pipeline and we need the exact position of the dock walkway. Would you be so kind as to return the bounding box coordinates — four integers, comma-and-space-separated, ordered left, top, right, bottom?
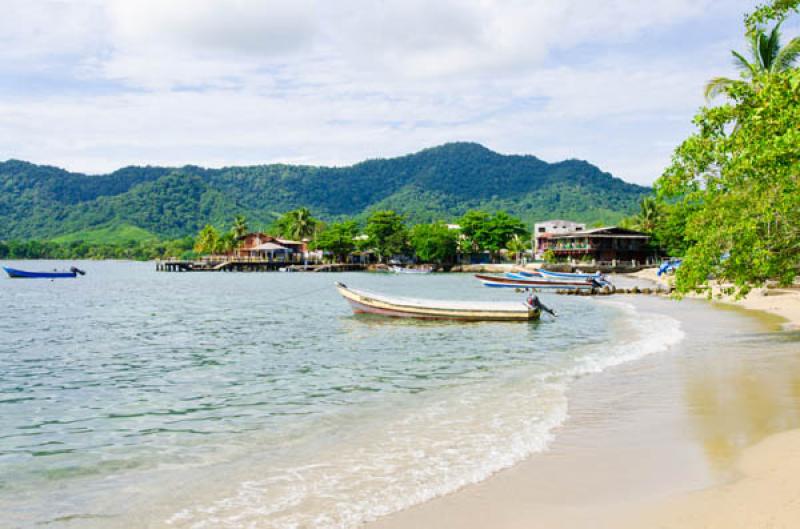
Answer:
155, 258, 365, 272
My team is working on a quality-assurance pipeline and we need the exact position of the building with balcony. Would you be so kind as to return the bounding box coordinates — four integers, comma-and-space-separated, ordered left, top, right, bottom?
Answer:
545, 226, 651, 263
533, 219, 586, 259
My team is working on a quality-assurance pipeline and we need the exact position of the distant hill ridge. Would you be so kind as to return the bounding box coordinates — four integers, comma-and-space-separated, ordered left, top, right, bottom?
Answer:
0, 142, 650, 240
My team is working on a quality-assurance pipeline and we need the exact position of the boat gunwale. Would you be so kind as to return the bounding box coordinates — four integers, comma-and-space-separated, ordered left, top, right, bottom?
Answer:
474, 274, 593, 287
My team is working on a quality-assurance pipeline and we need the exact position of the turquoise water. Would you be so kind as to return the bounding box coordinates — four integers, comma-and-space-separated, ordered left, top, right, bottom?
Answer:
0, 262, 683, 528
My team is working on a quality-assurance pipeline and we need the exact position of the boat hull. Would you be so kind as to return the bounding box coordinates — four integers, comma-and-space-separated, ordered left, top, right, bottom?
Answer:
3, 267, 77, 279
538, 269, 603, 280
475, 274, 595, 290
390, 266, 433, 274
336, 283, 539, 322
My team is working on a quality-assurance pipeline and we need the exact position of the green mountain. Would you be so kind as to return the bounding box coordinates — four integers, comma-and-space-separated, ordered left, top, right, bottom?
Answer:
0, 143, 650, 240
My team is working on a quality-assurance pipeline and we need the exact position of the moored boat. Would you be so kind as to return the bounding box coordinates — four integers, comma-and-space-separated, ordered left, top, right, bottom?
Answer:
335, 282, 540, 321
390, 265, 433, 274
3, 266, 85, 279
538, 269, 605, 281
509, 270, 541, 278
475, 274, 602, 290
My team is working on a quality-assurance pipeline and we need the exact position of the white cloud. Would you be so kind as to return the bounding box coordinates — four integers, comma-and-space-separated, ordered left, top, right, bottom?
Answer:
0, 0, 773, 185
0, 1, 106, 67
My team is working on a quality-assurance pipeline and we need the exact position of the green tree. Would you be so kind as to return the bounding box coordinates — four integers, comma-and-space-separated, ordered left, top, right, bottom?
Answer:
632, 196, 662, 233
217, 232, 237, 254
274, 207, 321, 240
312, 221, 358, 262
365, 210, 408, 262
657, 14, 800, 295
458, 210, 491, 252
506, 234, 530, 263
231, 215, 249, 239
457, 210, 529, 261
194, 224, 219, 254
485, 211, 529, 259
705, 19, 800, 99
410, 222, 458, 264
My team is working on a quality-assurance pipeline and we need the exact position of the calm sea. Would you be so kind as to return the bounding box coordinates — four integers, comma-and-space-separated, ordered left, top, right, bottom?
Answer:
0, 261, 683, 528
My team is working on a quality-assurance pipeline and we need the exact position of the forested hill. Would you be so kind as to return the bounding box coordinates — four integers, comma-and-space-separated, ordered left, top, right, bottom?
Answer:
0, 143, 650, 240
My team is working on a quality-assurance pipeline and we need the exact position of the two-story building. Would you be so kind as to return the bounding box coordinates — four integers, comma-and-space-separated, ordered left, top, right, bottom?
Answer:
547, 226, 651, 262
235, 233, 309, 262
533, 220, 586, 259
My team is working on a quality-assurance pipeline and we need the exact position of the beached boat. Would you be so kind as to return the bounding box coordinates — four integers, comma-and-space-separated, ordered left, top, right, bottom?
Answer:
3, 266, 85, 279
335, 282, 540, 321
538, 269, 605, 281
508, 270, 541, 278
505, 272, 544, 280
475, 274, 601, 290
390, 265, 433, 274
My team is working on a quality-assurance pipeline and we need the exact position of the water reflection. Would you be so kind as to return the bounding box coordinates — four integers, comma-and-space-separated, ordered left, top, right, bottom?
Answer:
683, 333, 800, 476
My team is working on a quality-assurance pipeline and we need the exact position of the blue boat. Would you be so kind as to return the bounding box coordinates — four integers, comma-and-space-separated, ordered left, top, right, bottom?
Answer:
538, 269, 605, 281
3, 266, 85, 279
505, 270, 541, 278
476, 274, 600, 291
657, 260, 681, 277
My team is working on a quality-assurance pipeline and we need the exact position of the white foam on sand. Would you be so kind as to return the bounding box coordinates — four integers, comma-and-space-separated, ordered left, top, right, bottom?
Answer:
167, 302, 684, 529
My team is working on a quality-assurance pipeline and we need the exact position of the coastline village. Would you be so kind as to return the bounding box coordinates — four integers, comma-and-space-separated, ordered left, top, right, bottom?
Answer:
157, 213, 654, 273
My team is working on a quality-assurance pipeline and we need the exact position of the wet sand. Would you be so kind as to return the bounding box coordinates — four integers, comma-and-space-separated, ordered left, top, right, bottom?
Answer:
367, 294, 800, 529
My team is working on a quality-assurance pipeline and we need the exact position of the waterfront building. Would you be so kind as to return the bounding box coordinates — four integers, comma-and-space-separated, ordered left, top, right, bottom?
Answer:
545, 226, 651, 263
236, 233, 308, 261
533, 220, 587, 258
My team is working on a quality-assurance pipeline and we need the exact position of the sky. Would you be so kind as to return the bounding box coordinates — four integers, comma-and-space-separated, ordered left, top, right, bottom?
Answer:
1, 0, 797, 185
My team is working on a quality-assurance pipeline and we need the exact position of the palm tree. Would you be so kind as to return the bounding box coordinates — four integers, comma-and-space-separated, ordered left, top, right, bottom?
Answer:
634, 197, 661, 233
194, 224, 219, 255
279, 208, 318, 240
506, 234, 530, 264
217, 232, 237, 254
231, 215, 248, 239
705, 22, 800, 99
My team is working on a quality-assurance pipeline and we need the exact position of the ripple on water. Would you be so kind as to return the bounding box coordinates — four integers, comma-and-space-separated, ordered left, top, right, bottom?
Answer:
0, 264, 683, 528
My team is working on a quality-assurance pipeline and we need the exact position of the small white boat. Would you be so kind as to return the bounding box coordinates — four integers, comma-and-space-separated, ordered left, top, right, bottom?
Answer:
335, 282, 540, 321
390, 265, 433, 274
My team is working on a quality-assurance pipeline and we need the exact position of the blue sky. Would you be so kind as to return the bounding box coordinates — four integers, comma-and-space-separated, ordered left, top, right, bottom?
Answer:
1, 0, 797, 185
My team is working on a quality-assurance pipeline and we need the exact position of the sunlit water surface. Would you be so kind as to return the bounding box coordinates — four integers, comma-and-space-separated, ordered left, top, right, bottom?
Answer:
0, 261, 689, 528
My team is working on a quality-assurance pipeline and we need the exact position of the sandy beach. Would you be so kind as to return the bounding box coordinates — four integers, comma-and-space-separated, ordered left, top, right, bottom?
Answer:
630, 267, 800, 331
367, 282, 800, 529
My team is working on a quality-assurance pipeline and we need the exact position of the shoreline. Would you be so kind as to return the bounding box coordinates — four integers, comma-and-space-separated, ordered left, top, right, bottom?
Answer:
366, 288, 800, 529
628, 267, 800, 331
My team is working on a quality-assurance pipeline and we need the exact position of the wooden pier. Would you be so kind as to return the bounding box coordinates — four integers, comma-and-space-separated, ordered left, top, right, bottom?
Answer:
155, 257, 365, 273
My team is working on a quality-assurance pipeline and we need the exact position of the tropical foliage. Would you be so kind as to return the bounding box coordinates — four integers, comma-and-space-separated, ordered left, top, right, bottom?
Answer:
655, 0, 800, 296
312, 221, 359, 262
409, 222, 459, 264
705, 20, 800, 98
365, 210, 409, 262
0, 237, 195, 261
194, 224, 220, 254
273, 208, 321, 240
231, 215, 249, 239
458, 210, 529, 260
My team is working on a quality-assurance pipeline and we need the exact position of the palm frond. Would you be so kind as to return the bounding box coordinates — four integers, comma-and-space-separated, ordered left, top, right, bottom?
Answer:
765, 22, 783, 71
775, 36, 800, 72
749, 30, 765, 69
731, 50, 758, 77
704, 77, 739, 100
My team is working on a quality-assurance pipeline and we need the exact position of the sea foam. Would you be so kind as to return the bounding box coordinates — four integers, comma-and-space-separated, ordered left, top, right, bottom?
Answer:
167, 301, 684, 529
